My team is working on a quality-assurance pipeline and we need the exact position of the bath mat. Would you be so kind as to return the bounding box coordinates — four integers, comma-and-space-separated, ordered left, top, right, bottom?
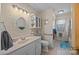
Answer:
60, 41, 71, 49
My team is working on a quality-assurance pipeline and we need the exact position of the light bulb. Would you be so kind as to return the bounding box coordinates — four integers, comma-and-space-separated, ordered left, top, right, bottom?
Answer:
15, 7, 18, 11
46, 20, 48, 24
27, 13, 30, 16
24, 11, 27, 14
19, 9, 23, 13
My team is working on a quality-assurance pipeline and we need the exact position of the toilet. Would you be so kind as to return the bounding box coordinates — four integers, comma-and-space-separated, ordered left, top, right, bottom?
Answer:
41, 40, 49, 52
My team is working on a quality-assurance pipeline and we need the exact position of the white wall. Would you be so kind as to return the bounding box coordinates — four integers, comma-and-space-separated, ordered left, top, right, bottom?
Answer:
41, 9, 55, 34
1, 4, 38, 39
40, 9, 55, 48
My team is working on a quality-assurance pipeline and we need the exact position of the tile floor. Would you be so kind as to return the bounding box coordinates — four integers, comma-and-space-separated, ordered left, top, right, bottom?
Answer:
42, 40, 72, 55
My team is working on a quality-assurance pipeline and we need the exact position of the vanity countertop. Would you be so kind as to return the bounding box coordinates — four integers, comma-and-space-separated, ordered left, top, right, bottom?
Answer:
0, 36, 41, 55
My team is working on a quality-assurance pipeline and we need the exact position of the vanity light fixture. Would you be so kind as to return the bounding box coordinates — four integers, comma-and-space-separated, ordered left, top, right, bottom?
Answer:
12, 5, 30, 15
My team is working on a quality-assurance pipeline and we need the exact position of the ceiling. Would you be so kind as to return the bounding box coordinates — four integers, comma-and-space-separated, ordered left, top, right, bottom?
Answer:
28, 3, 71, 14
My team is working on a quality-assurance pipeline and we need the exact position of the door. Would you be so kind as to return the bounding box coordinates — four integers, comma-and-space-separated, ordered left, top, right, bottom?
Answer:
74, 4, 79, 49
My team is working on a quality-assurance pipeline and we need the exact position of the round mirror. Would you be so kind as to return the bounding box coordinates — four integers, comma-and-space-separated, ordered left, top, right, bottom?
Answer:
16, 17, 26, 30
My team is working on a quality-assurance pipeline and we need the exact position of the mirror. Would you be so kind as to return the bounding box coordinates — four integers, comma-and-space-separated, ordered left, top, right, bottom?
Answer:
31, 15, 36, 27
16, 17, 26, 30
56, 19, 65, 32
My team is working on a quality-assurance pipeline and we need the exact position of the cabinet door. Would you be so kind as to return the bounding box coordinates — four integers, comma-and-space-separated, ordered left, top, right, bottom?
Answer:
35, 38, 41, 55
9, 42, 35, 55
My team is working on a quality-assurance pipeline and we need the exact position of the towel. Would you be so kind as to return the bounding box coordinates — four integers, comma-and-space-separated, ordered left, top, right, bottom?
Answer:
1, 31, 13, 50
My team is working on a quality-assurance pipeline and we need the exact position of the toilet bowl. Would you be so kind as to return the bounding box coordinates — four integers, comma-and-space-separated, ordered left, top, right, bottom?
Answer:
41, 40, 49, 52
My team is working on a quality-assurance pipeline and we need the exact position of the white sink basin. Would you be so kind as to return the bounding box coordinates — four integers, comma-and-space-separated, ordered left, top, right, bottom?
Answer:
13, 36, 37, 44
17, 39, 31, 44
13, 38, 32, 44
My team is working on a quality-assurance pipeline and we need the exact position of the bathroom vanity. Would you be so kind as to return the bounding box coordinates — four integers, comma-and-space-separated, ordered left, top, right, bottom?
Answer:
0, 36, 41, 55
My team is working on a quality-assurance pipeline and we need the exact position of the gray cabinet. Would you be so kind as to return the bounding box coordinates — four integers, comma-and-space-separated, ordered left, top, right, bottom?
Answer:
9, 39, 41, 55
9, 42, 35, 55
35, 38, 41, 55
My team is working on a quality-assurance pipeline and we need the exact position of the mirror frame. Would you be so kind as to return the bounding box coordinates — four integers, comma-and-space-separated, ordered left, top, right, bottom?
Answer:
16, 17, 26, 30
